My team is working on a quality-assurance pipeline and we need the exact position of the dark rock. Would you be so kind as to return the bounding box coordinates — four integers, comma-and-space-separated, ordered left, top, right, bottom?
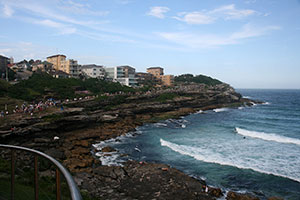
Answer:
45, 148, 66, 160
227, 191, 260, 200
101, 146, 116, 153
208, 186, 223, 197
267, 197, 284, 200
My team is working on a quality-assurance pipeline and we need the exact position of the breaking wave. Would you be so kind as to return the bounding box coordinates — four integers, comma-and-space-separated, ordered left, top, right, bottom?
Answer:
160, 138, 300, 183
235, 127, 300, 146
213, 108, 229, 112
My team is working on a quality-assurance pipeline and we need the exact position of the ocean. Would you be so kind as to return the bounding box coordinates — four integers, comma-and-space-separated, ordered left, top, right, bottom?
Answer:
94, 89, 300, 199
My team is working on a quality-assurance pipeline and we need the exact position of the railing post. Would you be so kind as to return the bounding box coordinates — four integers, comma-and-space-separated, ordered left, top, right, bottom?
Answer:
34, 155, 39, 200
56, 168, 61, 200
11, 149, 15, 200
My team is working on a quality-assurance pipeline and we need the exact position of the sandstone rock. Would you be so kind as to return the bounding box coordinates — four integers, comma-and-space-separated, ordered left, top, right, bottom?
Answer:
71, 147, 90, 155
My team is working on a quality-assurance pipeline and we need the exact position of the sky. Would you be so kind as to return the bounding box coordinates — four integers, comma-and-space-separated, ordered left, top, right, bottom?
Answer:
0, 0, 300, 89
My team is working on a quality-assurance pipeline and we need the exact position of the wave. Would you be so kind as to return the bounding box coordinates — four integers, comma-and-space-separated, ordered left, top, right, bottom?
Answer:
196, 110, 204, 114
243, 96, 252, 99
235, 127, 300, 146
160, 138, 300, 183
213, 108, 229, 112
263, 102, 270, 105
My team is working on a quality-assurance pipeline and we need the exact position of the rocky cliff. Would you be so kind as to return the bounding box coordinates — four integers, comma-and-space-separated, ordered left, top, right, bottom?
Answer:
0, 83, 266, 200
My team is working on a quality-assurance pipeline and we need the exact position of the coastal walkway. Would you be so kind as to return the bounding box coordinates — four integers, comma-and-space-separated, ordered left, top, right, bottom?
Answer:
0, 144, 82, 200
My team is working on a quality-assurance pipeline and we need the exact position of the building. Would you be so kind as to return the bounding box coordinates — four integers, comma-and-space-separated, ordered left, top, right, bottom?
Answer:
147, 67, 164, 78
105, 66, 137, 87
46, 55, 80, 78
136, 72, 154, 81
81, 64, 105, 79
67, 59, 81, 78
47, 54, 66, 71
32, 61, 53, 72
146, 66, 174, 86
0, 55, 10, 79
161, 75, 174, 86
49, 70, 70, 78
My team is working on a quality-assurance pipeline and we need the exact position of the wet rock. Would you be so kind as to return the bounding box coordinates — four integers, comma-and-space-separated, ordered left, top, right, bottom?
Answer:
267, 197, 284, 200
101, 146, 117, 153
227, 191, 260, 200
208, 186, 223, 197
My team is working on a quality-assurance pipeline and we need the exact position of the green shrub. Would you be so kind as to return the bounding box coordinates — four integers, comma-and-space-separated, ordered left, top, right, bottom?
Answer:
175, 74, 222, 85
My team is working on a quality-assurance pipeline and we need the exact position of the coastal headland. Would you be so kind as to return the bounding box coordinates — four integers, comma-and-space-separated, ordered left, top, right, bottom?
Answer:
1, 83, 278, 200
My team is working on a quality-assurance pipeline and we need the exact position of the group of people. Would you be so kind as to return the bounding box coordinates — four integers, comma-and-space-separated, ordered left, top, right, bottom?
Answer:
0, 99, 59, 117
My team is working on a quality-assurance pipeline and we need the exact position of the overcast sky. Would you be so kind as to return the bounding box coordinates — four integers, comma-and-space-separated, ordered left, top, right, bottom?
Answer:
0, 0, 300, 89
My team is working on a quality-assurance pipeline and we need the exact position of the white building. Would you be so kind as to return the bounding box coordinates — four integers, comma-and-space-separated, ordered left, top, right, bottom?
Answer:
105, 66, 137, 87
81, 65, 105, 79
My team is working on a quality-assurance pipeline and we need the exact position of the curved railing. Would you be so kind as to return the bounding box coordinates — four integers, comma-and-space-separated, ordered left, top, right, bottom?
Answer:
0, 144, 82, 200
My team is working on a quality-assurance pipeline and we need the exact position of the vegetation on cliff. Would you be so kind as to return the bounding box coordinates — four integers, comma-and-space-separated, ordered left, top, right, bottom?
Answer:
174, 74, 223, 86
0, 73, 135, 101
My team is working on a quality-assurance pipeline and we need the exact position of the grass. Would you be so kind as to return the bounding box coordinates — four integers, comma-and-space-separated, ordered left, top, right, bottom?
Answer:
0, 97, 24, 113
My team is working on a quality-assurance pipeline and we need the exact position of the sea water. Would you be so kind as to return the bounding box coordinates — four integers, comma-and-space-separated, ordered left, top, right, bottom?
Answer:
95, 89, 300, 199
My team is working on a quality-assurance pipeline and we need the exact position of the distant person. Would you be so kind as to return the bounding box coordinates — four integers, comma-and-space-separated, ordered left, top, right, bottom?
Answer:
60, 105, 64, 111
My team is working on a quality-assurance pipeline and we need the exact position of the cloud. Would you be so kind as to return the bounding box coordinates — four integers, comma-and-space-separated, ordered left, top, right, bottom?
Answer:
210, 4, 255, 20
230, 24, 280, 39
33, 19, 77, 35
0, 41, 55, 61
59, 0, 109, 16
2, 4, 14, 17
147, 6, 170, 19
174, 4, 256, 25
157, 24, 280, 49
173, 12, 215, 24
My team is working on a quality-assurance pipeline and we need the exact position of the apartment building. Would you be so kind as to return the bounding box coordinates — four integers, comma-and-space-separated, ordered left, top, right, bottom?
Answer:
47, 54, 66, 71
161, 75, 174, 86
105, 65, 137, 87
146, 66, 174, 86
147, 67, 164, 78
46, 55, 80, 78
67, 59, 81, 78
81, 64, 105, 79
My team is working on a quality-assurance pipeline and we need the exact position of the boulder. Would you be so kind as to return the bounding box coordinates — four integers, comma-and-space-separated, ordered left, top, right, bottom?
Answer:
227, 191, 260, 200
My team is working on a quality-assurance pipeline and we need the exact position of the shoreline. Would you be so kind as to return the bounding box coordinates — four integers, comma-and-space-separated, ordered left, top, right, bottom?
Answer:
1, 84, 276, 200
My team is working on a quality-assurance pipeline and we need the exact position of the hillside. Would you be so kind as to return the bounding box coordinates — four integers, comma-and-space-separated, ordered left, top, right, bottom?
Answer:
0, 73, 135, 101
174, 74, 223, 86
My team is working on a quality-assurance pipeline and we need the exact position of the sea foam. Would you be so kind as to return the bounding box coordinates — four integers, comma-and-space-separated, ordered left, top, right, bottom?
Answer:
213, 108, 229, 112
160, 138, 300, 183
235, 127, 300, 146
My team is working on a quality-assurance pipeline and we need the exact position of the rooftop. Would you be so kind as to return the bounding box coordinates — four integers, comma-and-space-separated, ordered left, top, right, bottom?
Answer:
46, 54, 66, 59
147, 67, 163, 70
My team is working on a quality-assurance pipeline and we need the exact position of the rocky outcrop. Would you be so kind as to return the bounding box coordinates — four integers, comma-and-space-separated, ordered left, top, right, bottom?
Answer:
75, 161, 221, 200
0, 83, 265, 200
226, 191, 260, 200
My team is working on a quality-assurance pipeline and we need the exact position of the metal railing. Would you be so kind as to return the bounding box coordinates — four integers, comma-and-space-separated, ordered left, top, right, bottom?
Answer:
0, 144, 82, 200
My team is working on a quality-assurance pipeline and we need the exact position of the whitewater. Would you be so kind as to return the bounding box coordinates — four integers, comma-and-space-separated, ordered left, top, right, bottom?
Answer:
95, 89, 300, 199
